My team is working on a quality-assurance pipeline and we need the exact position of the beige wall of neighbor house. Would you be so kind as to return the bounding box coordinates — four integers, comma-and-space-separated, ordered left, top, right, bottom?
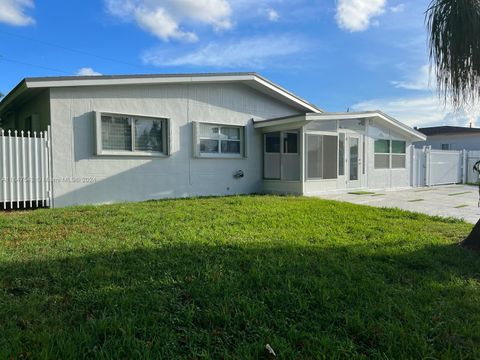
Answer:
49, 82, 302, 207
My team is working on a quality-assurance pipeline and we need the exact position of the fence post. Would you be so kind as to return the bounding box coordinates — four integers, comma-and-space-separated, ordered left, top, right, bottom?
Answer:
462, 150, 468, 184
34, 131, 38, 207
1, 130, 5, 210
424, 146, 430, 186
8, 130, 13, 208
28, 131, 32, 208
46, 125, 53, 208
40, 131, 45, 207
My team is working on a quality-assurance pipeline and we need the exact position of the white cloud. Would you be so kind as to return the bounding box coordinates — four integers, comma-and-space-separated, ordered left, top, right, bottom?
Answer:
392, 65, 433, 91
142, 35, 307, 68
105, 0, 231, 42
353, 95, 479, 128
0, 0, 35, 26
336, 0, 386, 32
266, 8, 279, 22
390, 3, 405, 13
134, 6, 197, 42
76, 67, 102, 76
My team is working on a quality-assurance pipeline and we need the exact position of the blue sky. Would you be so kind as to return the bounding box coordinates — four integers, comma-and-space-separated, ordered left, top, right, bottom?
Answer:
0, 0, 477, 127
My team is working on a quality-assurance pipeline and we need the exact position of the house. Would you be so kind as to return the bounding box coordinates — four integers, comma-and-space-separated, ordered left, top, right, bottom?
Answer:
0, 72, 426, 208
416, 126, 480, 151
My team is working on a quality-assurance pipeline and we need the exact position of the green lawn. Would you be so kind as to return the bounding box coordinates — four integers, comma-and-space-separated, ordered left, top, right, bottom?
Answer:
1, 196, 479, 359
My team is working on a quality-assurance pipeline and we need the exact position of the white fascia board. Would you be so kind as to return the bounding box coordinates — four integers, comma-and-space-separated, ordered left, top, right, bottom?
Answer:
305, 112, 426, 141
25, 74, 256, 89
253, 76, 322, 114
24, 73, 320, 114
253, 115, 307, 128
373, 112, 427, 141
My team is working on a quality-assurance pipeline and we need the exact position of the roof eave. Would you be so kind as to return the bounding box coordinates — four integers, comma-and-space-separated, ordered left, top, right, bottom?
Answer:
254, 111, 427, 141
7, 72, 320, 114
0, 79, 28, 114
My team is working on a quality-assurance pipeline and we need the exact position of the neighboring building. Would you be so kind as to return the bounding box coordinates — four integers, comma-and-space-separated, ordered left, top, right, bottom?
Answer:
416, 126, 480, 151
0, 73, 425, 208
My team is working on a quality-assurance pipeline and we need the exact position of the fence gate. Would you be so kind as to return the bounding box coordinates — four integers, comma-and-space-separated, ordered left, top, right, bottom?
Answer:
467, 151, 480, 184
425, 148, 463, 186
412, 147, 480, 187
0, 127, 53, 209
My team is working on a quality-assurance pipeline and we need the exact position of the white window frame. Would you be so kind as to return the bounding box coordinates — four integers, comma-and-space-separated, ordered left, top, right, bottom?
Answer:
374, 139, 407, 169
391, 140, 407, 169
263, 130, 300, 181
95, 111, 169, 157
305, 132, 339, 180
194, 122, 246, 159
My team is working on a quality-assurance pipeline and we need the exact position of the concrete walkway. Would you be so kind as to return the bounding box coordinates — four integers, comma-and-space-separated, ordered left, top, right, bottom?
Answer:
318, 185, 480, 224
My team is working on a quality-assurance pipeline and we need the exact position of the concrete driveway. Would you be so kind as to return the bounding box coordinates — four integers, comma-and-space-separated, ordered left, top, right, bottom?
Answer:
318, 185, 480, 224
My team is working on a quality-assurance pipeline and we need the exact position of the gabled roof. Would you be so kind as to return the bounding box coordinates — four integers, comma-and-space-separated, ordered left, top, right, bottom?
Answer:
417, 125, 480, 136
0, 72, 322, 114
254, 110, 426, 141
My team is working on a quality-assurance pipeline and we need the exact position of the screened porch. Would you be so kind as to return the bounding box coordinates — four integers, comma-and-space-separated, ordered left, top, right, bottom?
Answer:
256, 114, 367, 195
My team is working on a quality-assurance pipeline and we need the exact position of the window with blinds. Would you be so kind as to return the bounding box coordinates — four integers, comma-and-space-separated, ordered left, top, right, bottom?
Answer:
97, 113, 168, 155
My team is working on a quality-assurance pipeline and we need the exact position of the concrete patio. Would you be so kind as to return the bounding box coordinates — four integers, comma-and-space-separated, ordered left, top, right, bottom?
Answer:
318, 185, 480, 224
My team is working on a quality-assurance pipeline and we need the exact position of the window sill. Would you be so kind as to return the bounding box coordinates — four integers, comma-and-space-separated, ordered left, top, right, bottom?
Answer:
374, 167, 406, 170
263, 179, 301, 183
305, 178, 338, 182
196, 154, 245, 159
96, 150, 169, 158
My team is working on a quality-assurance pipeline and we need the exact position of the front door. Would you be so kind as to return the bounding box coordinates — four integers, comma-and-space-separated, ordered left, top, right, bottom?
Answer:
346, 135, 363, 189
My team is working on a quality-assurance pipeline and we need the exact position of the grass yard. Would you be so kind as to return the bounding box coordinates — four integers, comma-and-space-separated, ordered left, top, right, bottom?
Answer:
1, 196, 480, 359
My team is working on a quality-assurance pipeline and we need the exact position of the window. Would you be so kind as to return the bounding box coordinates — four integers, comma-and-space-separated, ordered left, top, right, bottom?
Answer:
339, 119, 365, 131
306, 134, 338, 180
24, 116, 33, 133
283, 132, 298, 154
374, 139, 390, 169
338, 133, 345, 176
264, 131, 300, 181
265, 132, 280, 153
391, 140, 406, 168
307, 135, 323, 178
441, 143, 451, 150
349, 137, 359, 181
97, 113, 168, 155
197, 123, 245, 157
305, 120, 337, 132
374, 139, 406, 169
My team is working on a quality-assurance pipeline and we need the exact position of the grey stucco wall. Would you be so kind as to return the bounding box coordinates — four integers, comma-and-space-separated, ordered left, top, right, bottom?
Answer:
49, 82, 301, 207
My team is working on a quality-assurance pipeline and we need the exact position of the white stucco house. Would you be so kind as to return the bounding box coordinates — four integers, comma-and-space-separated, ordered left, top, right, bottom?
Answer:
0, 72, 426, 208
415, 126, 480, 151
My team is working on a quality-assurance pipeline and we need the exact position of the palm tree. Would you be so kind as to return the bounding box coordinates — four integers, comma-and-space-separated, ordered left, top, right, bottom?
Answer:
427, 0, 480, 251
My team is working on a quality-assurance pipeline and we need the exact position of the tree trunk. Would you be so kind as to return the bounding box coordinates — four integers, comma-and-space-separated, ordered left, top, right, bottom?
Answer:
461, 219, 480, 253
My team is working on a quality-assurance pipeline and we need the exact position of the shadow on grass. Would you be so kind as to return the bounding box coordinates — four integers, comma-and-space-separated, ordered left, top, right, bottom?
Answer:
1, 242, 480, 359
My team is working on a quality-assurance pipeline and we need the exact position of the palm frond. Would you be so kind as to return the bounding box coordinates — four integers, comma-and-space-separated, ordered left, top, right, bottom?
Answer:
426, 0, 480, 108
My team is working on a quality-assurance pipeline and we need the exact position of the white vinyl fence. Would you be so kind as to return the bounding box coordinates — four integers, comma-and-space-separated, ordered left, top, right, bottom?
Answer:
412, 147, 480, 187
0, 127, 52, 209
467, 151, 480, 184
